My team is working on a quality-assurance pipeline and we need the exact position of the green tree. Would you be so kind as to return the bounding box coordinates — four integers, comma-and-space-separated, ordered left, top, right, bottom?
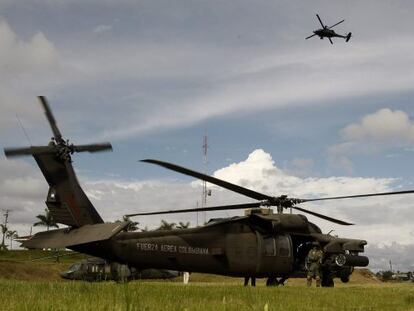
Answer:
33, 208, 59, 231
381, 270, 394, 281
157, 220, 176, 230
6, 230, 18, 250
0, 224, 8, 250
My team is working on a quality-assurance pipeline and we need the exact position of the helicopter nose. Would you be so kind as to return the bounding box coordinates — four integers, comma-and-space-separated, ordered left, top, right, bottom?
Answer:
60, 271, 69, 279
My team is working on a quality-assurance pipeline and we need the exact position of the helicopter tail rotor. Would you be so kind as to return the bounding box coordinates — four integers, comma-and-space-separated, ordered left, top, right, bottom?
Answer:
38, 96, 63, 143
346, 32, 352, 42
4, 96, 112, 162
72, 143, 113, 153
3, 96, 111, 227
4, 146, 55, 158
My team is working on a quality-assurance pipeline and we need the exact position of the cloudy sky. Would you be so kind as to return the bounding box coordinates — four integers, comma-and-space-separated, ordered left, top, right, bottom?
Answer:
1, 1, 414, 271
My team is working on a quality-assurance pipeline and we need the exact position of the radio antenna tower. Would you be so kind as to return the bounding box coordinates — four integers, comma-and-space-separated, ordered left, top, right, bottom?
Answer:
202, 133, 209, 224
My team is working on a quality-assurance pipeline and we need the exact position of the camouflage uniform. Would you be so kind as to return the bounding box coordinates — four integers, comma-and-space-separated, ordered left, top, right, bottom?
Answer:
306, 246, 323, 287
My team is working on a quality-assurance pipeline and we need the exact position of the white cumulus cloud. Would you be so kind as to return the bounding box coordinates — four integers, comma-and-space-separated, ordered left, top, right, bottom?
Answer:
212, 149, 392, 198
329, 108, 414, 173
0, 19, 58, 76
341, 108, 414, 143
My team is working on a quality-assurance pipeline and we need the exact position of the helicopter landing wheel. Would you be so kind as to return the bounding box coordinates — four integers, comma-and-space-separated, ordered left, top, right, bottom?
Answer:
321, 275, 334, 287
266, 277, 277, 286
266, 277, 286, 286
340, 275, 349, 283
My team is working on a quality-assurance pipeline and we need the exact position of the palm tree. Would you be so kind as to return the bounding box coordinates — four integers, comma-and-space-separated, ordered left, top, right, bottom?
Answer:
6, 230, 18, 250
33, 208, 59, 231
176, 221, 190, 229
157, 220, 176, 230
117, 215, 140, 232
0, 224, 8, 250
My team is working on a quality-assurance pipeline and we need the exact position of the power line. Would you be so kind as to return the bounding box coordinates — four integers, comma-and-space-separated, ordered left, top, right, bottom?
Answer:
16, 114, 32, 146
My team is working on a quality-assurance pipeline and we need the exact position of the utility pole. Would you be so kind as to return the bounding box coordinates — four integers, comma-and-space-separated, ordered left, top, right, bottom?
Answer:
4, 210, 9, 227
1, 209, 10, 250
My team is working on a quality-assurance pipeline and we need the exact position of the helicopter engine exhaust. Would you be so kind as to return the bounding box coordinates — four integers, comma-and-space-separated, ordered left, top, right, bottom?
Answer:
334, 254, 368, 267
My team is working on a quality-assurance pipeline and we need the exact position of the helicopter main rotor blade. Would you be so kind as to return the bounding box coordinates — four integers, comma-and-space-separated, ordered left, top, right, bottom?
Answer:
126, 202, 262, 217
141, 160, 414, 219
126, 200, 353, 226
302, 189, 414, 203
328, 19, 345, 29
4, 146, 55, 158
141, 159, 273, 202
292, 206, 353, 226
73, 143, 113, 153
316, 14, 325, 28
305, 33, 317, 39
38, 96, 63, 142
328, 37, 333, 44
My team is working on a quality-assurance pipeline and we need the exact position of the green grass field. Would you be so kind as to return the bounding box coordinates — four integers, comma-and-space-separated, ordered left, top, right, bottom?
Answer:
1, 281, 413, 311
1, 251, 413, 311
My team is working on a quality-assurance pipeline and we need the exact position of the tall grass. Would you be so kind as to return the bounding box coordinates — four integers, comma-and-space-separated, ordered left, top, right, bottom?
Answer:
1, 280, 413, 311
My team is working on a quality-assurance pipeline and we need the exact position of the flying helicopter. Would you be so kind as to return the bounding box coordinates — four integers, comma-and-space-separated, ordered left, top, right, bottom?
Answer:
306, 14, 352, 44
4, 97, 414, 287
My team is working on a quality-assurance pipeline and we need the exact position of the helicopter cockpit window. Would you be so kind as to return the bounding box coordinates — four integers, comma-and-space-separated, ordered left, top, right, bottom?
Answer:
89, 264, 102, 273
264, 237, 276, 256
277, 235, 291, 257
67, 263, 81, 273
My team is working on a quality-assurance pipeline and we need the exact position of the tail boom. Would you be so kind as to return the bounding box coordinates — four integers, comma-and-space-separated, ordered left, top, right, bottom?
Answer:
34, 152, 103, 227
22, 222, 129, 249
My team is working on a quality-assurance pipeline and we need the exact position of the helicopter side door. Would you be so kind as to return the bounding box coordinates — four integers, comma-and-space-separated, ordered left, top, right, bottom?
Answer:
225, 229, 258, 275
258, 234, 293, 276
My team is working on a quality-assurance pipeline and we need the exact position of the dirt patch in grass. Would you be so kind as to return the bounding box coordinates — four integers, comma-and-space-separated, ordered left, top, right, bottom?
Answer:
0, 260, 70, 281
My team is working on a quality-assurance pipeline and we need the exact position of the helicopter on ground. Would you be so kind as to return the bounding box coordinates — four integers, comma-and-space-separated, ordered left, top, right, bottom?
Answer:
5, 97, 414, 287
306, 14, 352, 44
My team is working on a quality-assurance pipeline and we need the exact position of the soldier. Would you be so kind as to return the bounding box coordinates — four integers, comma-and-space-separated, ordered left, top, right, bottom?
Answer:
244, 276, 256, 286
306, 242, 324, 287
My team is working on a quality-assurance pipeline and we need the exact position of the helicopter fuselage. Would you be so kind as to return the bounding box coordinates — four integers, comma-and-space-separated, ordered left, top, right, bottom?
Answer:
71, 214, 368, 282
314, 28, 346, 39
